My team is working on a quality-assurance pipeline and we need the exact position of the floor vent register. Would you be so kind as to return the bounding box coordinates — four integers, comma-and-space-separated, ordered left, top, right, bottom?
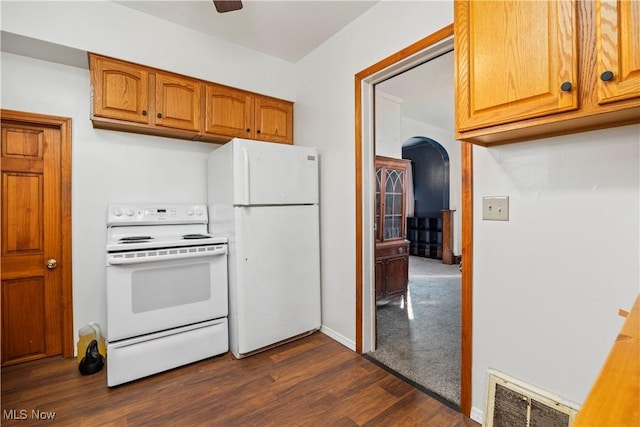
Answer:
485, 370, 579, 427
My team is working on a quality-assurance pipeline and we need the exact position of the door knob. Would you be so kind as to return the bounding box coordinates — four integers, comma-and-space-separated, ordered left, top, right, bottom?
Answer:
46, 259, 58, 269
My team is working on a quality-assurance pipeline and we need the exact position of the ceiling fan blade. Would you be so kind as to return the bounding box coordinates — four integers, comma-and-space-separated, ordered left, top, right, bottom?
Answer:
214, 1, 243, 13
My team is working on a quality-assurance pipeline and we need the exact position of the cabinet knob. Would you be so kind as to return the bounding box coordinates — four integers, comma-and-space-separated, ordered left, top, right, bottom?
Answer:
398, 247, 404, 254
141, 110, 147, 116
560, 81, 572, 92
157, 113, 163, 119
600, 71, 614, 82
246, 128, 251, 133
256, 130, 261, 134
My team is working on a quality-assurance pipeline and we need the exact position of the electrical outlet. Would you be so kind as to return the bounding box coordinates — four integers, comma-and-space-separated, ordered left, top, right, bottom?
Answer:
483, 196, 509, 221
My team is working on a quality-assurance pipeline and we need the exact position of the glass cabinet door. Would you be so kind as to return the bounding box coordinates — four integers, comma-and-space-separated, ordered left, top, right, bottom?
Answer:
374, 156, 408, 243
384, 168, 404, 240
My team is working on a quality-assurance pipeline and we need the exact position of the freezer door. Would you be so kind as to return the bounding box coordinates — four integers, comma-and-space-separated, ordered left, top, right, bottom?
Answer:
233, 204, 321, 355
232, 138, 318, 205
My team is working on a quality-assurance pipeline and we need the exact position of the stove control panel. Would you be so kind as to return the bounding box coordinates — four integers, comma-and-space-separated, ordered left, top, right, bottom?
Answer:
107, 204, 208, 226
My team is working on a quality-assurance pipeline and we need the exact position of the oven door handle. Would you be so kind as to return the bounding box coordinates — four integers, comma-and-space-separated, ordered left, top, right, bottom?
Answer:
107, 246, 227, 265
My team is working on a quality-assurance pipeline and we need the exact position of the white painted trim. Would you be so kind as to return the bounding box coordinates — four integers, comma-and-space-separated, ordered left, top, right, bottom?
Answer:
470, 407, 484, 425
361, 78, 376, 353
320, 325, 355, 351
376, 89, 404, 105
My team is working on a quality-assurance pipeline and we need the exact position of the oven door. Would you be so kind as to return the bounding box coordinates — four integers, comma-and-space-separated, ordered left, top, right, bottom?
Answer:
106, 245, 228, 342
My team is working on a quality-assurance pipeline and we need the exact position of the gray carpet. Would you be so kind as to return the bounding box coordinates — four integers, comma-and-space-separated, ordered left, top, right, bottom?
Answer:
369, 265, 461, 405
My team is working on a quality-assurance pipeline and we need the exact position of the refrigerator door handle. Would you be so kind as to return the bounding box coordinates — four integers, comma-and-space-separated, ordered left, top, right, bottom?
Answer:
241, 146, 250, 205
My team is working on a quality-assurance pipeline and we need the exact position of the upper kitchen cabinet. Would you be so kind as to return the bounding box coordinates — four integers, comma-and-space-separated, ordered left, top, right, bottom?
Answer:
90, 54, 201, 138
154, 72, 201, 132
204, 83, 253, 139
203, 84, 293, 144
597, 0, 640, 105
90, 55, 150, 124
454, 0, 640, 146
253, 96, 293, 144
89, 53, 294, 144
455, 0, 578, 132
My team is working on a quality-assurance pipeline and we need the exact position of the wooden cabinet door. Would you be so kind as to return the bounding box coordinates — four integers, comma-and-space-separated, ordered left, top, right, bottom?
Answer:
1, 120, 64, 365
383, 256, 409, 297
90, 55, 149, 124
254, 96, 293, 144
204, 84, 253, 138
455, 0, 578, 132
155, 72, 202, 131
597, 0, 640, 104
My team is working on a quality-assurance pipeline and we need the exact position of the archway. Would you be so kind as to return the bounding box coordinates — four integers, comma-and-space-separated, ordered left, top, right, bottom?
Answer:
403, 136, 450, 220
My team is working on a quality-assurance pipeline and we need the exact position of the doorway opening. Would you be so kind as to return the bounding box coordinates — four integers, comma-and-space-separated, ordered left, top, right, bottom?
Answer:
354, 24, 475, 416
368, 59, 463, 407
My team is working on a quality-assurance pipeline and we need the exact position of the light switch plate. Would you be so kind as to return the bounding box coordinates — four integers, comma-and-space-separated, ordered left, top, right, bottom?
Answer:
483, 196, 509, 221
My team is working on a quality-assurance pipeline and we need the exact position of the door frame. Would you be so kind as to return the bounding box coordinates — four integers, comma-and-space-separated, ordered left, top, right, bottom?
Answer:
1, 109, 74, 359
354, 24, 474, 415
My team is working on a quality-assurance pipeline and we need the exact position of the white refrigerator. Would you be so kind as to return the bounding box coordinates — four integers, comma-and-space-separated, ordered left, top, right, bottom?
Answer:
207, 138, 321, 358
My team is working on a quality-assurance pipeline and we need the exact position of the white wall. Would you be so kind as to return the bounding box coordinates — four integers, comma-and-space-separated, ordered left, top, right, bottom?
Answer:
295, 0, 639, 421
294, 0, 454, 350
473, 125, 640, 413
0, 1, 295, 100
1, 51, 215, 349
1, 1, 295, 351
374, 90, 403, 158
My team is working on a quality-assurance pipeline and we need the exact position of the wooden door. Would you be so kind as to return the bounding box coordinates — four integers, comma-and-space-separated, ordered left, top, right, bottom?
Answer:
204, 84, 253, 138
1, 110, 73, 366
154, 72, 202, 131
89, 54, 150, 124
254, 96, 293, 144
597, 0, 640, 104
455, 0, 578, 132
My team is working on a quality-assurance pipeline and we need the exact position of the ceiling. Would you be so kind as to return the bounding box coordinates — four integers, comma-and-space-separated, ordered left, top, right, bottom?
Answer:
112, 0, 453, 131
376, 51, 455, 132
113, 0, 379, 63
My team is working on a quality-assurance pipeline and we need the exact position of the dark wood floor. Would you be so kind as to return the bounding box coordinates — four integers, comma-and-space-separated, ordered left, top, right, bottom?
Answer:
1, 332, 479, 426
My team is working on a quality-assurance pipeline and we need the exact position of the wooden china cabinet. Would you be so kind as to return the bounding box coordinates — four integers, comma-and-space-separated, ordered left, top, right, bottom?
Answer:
375, 156, 410, 301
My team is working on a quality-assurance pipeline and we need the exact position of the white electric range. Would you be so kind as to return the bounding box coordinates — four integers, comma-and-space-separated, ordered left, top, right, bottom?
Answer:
105, 204, 228, 387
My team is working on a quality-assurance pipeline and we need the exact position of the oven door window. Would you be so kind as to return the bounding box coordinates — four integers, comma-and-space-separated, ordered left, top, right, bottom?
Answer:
132, 263, 210, 313
107, 254, 228, 342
